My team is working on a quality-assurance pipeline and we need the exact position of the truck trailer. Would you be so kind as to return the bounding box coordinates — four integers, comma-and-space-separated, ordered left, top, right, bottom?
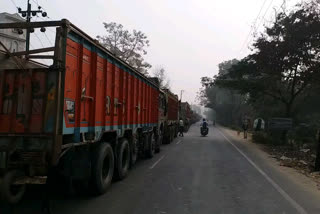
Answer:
180, 102, 192, 132
0, 19, 165, 203
159, 89, 179, 144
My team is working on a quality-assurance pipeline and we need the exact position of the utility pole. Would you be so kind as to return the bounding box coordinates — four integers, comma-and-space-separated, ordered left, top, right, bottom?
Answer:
18, 0, 47, 54
25, 0, 31, 52
180, 90, 184, 102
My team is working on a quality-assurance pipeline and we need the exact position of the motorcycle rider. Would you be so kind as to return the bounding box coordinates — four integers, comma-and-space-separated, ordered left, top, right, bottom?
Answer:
200, 118, 208, 127
200, 118, 208, 134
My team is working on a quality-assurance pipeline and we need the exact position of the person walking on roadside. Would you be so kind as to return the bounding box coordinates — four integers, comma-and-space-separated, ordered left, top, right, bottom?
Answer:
179, 118, 184, 137
242, 119, 249, 139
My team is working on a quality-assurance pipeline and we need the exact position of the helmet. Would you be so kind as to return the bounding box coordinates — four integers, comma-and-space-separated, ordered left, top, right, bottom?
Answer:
203, 118, 206, 121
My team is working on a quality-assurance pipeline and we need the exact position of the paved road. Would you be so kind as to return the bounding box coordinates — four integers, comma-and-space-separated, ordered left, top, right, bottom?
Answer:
2, 124, 320, 214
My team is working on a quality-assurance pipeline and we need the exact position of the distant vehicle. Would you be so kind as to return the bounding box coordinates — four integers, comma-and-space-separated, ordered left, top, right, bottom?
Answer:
180, 102, 191, 131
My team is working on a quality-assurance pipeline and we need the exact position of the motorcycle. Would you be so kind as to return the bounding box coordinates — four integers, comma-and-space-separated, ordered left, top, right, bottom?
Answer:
200, 126, 208, 136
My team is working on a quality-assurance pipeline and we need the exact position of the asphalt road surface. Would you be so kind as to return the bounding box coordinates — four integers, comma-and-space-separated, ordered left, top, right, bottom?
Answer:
2, 123, 320, 214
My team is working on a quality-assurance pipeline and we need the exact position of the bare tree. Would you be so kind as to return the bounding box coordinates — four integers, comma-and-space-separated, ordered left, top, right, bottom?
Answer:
152, 66, 170, 89
97, 22, 151, 75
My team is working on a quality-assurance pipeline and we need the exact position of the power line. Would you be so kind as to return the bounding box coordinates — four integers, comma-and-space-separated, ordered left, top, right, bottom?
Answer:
247, 0, 283, 48
34, 32, 45, 48
245, 0, 275, 48
31, 0, 38, 6
29, 43, 47, 64
44, 32, 53, 46
239, 0, 270, 53
34, 32, 52, 56
34, 15, 56, 33
255, 0, 275, 33
31, 0, 51, 19
9, 0, 18, 10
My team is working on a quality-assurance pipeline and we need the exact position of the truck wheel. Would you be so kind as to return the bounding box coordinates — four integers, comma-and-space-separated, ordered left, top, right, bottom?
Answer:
155, 132, 161, 153
130, 137, 138, 167
169, 128, 174, 142
172, 128, 175, 140
146, 133, 156, 158
116, 138, 130, 180
163, 134, 169, 144
1, 170, 26, 204
91, 143, 114, 195
174, 126, 178, 138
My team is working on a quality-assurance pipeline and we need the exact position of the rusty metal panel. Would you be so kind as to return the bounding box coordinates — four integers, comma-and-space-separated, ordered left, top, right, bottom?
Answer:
167, 91, 179, 121
0, 68, 57, 135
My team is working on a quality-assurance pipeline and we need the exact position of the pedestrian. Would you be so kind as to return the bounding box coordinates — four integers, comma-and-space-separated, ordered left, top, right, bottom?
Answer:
179, 118, 184, 137
242, 119, 249, 139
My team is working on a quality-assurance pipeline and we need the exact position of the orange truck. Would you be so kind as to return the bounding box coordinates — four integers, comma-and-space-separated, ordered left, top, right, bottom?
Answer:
158, 89, 179, 144
180, 102, 192, 131
0, 20, 169, 203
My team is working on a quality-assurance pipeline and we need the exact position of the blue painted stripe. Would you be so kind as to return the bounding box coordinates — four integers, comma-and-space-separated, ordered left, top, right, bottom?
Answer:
63, 116, 157, 135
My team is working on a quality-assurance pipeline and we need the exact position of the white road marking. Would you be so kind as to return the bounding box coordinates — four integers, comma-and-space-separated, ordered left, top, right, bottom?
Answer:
176, 140, 182, 145
150, 155, 165, 169
217, 128, 308, 214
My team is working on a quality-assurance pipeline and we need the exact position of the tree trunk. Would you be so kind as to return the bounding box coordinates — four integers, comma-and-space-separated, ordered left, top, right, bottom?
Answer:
281, 103, 292, 145
315, 130, 320, 171
285, 103, 292, 118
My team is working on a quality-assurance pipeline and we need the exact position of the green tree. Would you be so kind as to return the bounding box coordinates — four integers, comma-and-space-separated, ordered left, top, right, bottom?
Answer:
217, 2, 320, 118
198, 59, 251, 126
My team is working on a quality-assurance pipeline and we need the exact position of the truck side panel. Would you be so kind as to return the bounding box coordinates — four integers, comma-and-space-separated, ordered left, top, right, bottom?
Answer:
61, 32, 159, 142
95, 56, 105, 131
127, 73, 132, 126
167, 94, 179, 121
106, 61, 113, 128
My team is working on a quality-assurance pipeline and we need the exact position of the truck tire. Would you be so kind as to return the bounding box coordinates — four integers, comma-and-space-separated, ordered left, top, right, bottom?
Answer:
169, 127, 174, 143
146, 133, 156, 158
174, 126, 178, 138
163, 134, 169, 144
130, 137, 138, 167
155, 132, 161, 153
116, 138, 130, 180
91, 143, 114, 195
172, 128, 175, 140
1, 170, 26, 204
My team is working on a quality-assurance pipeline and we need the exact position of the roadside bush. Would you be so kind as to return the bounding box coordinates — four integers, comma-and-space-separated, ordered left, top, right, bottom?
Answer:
229, 125, 241, 131
288, 125, 317, 149
267, 131, 285, 145
252, 132, 269, 144
252, 131, 286, 145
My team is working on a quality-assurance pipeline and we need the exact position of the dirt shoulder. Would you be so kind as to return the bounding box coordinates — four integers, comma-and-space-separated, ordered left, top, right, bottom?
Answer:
220, 126, 320, 196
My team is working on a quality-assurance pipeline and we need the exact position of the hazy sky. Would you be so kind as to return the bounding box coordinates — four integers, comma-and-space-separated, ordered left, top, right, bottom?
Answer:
2, 0, 299, 103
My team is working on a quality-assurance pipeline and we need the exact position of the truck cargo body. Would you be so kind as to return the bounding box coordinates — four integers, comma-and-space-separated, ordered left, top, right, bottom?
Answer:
158, 89, 179, 144
180, 102, 191, 132
0, 20, 160, 203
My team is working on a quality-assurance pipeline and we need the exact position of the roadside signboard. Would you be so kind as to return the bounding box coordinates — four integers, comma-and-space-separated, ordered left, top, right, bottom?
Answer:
254, 118, 265, 131
268, 118, 293, 130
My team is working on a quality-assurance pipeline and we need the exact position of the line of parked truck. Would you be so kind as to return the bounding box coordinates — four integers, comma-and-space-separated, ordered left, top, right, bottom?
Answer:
0, 19, 200, 203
